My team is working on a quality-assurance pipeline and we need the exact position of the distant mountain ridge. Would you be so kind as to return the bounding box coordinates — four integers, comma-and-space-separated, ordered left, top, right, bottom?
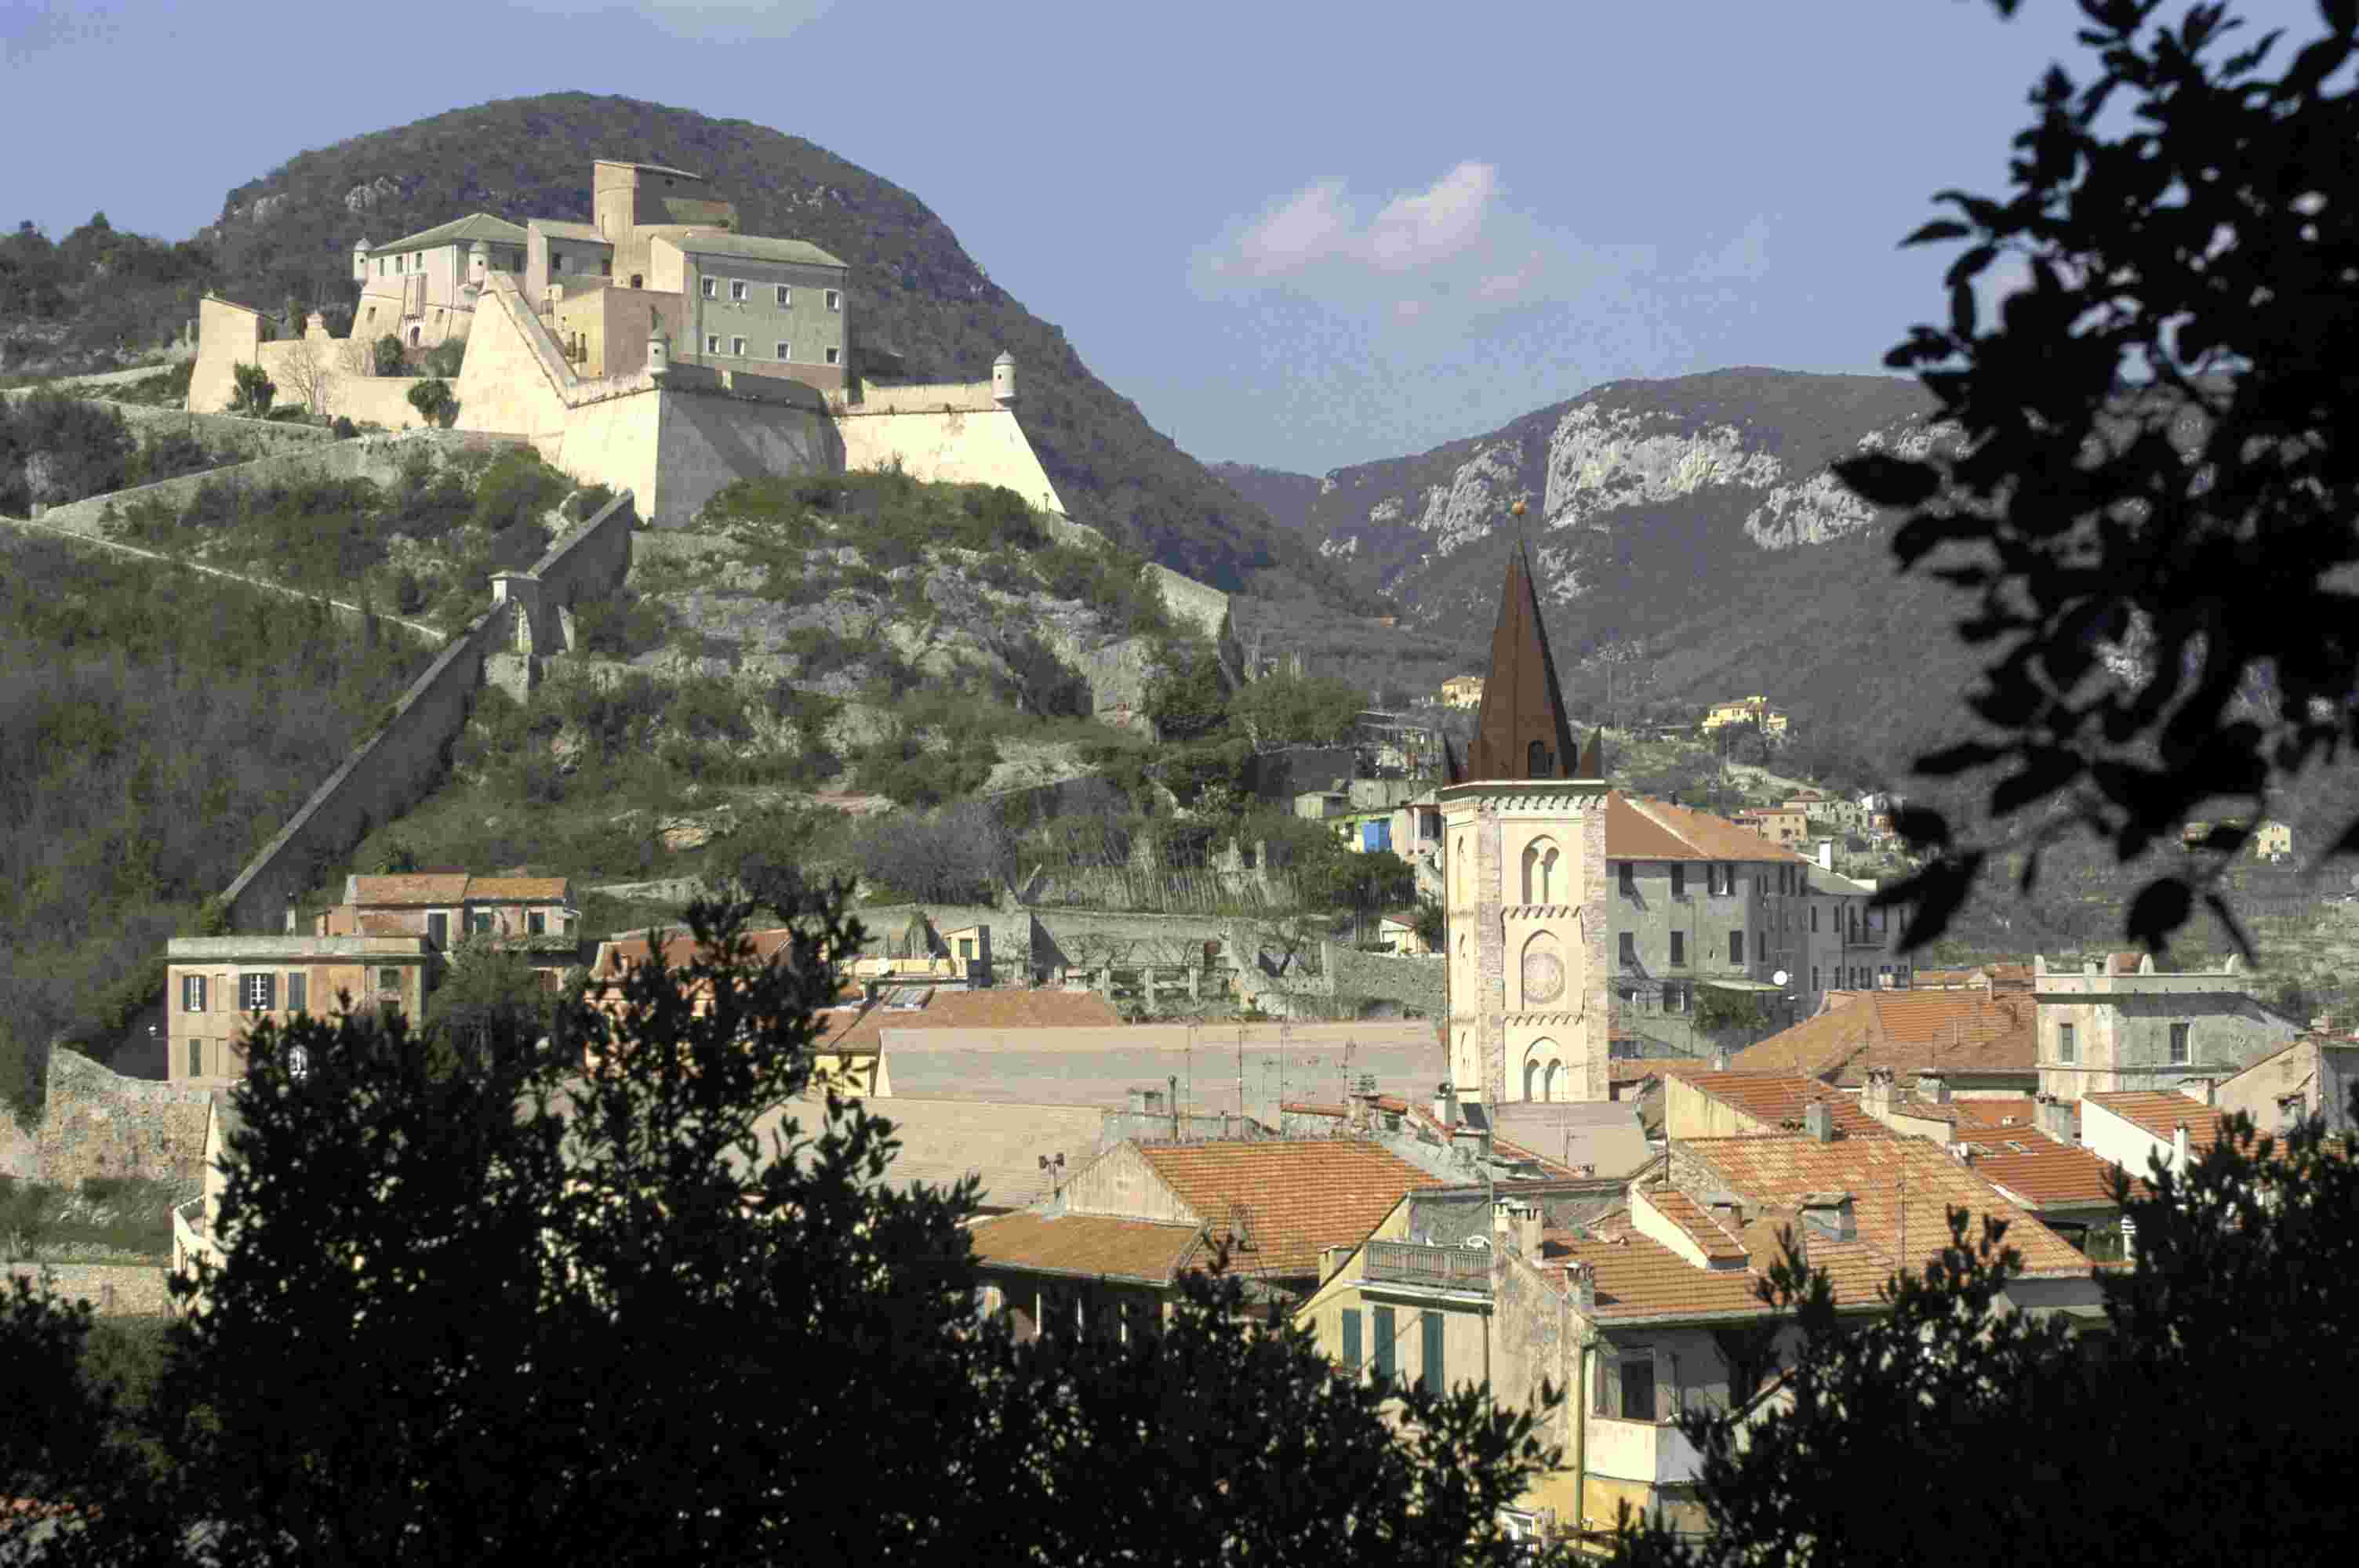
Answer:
1230, 368, 1995, 782
176, 93, 1367, 605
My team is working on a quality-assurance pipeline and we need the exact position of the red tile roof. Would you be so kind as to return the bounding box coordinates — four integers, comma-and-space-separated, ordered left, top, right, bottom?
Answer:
1277, 1094, 1587, 1179
1605, 793, 1818, 865
1136, 1140, 1444, 1277
816, 987, 1125, 1056
1731, 990, 2038, 1086
465, 876, 572, 902
591, 927, 805, 982
967, 1213, 1206, 1283
1677, 1133, 2092, 1304
2084, 1091, 2234, 1154
1667, 1069, 1888, 1138
1543, 1210, 1772, 1321
1640, 1183, 1750, 1263
349, 873, 471, 906
1959, 1140, 2139, 1209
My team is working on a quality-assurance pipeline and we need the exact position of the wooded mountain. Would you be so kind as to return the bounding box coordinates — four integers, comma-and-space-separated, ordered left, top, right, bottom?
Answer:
63, 93, 1365, 604
1230, 368, 2001, 785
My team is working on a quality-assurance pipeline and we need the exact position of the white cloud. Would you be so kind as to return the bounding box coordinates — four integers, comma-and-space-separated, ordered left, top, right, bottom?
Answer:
513, 0, 834, 39
1194, 162, 1648, 330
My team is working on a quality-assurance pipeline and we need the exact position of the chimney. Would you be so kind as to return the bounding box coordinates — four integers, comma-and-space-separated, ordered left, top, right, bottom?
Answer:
1916, 1069, 1950, 1105
1433, 1081, 1457, 1131
2173, 1122, 2190, 1169
1863, 1068, 1893, 1116
1800, 1191, 1856, 1243
1566, 1259, 1596, 1314
1492, 1200, 1543, 1258
284, 897, 298, 935
1452, 1126, 1491, 1168
1712, 1050, 1733, 1073
1804, 1100, 1836, 1143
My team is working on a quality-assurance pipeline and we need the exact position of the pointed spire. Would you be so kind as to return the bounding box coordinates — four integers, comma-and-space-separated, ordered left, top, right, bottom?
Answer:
1576, 725, 1605, 779
1467, 534, 1583, 782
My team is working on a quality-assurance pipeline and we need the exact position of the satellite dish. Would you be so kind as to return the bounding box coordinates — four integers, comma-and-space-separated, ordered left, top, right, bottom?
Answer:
1772, 970, 1790, 988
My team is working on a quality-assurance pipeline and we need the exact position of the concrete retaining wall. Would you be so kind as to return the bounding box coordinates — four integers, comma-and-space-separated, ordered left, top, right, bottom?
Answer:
0, 1262, 174, 1317
35, 1050, 216, 1189
216, 489, 637, 931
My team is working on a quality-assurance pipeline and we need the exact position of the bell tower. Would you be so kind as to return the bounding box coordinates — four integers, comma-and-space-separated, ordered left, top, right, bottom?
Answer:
1441, 517, 1610, 1107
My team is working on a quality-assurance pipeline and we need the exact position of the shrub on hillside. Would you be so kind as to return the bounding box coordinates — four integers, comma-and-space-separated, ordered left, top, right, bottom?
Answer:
849, 802, 1009, 903
851, 729, 997, 809
0, 390, 134, 513
570, 586, 668, 659
228, 363, 275, 416
372, 335, 405, 377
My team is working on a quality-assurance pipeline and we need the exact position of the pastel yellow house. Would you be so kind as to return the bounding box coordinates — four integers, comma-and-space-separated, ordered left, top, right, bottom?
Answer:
1701, 696, 1787, 735
1441, 675, 1485, 710
351, 213, 529, 351
165, 934, 432, 1083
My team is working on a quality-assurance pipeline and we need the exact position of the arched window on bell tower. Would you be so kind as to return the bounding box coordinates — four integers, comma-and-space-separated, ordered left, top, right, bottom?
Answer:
1521, 839, 1560, 905
1528, 740, 1551, 777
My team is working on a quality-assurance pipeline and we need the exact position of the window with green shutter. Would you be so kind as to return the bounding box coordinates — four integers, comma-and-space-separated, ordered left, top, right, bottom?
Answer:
1420, 1310, 1445, 1396
1372, 1305, 1396, 1381
1340, 1307, 1362, 1371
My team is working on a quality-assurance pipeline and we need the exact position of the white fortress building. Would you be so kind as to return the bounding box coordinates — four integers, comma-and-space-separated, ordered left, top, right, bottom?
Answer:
186, 159, 1081, 534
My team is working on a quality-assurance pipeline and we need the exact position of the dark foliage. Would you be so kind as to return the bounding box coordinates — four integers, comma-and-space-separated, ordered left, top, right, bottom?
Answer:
1832, 0, 2359, 953
0, 532, 429, 1113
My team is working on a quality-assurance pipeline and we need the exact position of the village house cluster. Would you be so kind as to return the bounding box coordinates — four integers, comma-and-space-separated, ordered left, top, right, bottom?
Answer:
125, 535, 2355, 1555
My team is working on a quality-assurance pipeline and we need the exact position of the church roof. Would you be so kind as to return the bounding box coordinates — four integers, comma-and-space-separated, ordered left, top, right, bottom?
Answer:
1467, 538, 1587, 782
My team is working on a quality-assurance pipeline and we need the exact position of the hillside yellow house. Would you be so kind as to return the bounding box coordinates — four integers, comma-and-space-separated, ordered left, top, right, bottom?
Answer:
1701, 695, 1787, 735
1441, 674, 1485, 710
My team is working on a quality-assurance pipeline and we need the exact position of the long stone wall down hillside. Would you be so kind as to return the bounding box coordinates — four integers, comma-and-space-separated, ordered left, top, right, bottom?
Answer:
0, 510, 445, 647
33, 429, 526, 538
37, 1050, 216, 1189
0, 388, 340, 462
0, 1262, 173, 1317
216, 489, 636, 931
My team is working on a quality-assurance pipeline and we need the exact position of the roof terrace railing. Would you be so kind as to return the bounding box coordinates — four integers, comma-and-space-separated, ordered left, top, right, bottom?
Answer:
1363, 1239, 1494, 1294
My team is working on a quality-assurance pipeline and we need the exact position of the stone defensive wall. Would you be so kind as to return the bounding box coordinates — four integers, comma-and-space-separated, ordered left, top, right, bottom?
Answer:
216, 488, 638, 932
836, 401, 1065, 520
33, 428, 526, 539
0, 1262, 175, 1318
36, 1049, 217, 1189
0, 384, 340, 463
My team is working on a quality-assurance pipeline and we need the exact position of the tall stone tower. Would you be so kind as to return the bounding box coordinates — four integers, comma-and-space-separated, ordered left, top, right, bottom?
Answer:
1441, 534, 1611, 1108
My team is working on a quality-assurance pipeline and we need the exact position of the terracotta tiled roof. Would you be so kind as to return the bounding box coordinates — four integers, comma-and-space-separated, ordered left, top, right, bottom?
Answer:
466, 876, 570, 902
591, 927, 805, 982
1731, 990, 2037, 1087
1667, 1069, 1888, 1138
2085, 1091, 2234, 1154
1605, 793, 1817, 865
1947, 1097, 2039, 1132
1542, 1210, 1771, 1321
350, 873, 569, 906
1136, 1140, 1444, 1277
1960, 1140, 2139, 1209
967, 1212, 1206, 1283
350, 873, 471, 906
1641, 1183, 1750, 1262
818, 988, 1124, 1055
1278, 1095, 1590, 1180
1678, 1133, 2092, 1304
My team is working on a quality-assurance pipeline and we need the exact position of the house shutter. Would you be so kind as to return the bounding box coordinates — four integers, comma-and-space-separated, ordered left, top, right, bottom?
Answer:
1595, 1352, 1620, 1416
1421, 1310, 1445, 1396
1372, 1306, 1396, 1381
1340, 1307, 1363, 1370
1659, 1351, 1679, 1420
285, 973, 307, 1014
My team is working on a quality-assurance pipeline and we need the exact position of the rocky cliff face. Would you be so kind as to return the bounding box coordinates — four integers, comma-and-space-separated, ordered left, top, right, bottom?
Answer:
1285, 370, 1936, 628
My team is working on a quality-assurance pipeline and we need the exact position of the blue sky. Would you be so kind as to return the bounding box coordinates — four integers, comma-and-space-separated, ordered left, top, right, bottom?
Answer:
2, 0, 2325, 473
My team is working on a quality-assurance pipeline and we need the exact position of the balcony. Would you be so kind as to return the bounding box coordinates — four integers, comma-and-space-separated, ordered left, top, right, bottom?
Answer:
1587, 1416, 1707, 1486
1363, 1240, 1494, 1295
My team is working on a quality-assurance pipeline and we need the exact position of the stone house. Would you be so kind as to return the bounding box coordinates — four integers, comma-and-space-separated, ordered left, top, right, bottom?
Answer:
317, 872, 576, 948
351, 212, 529, 350
2031, 952, 2302, 1099
1701, 695, 1787, 735
164, 935, 431, 1084
1736, 806, 1809, 848
2212, 1033, 2359, 1137
1441, 675, 1485, 710
650, 229, 851, 395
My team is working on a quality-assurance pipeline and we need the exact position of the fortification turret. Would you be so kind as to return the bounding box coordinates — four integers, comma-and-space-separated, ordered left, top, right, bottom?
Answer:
648, 314, 671, 377
351, 238, 371, 285
467, 238, 489, 292
992, 350, 1017, 405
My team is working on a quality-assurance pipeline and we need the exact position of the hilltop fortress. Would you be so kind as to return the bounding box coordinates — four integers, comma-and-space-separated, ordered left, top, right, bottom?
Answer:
185, 158, 1121, 551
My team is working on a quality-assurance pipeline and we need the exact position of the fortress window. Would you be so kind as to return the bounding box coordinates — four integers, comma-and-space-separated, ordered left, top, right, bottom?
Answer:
705, 334, 721, 354
724, 336, 743, 357
554, 251, 567, 273
702, 277, 718, 299
776, 342, 791, 361
182, 975, 206, 1012
630, 274, 643, 289
600, 258, 612, 276
242, 973, 276, 1012
776, 285, 791, 307
826, 289, 841, 311
730, 279, 748, 302
825, 347, 841, 365
187, 1039, 202, 1078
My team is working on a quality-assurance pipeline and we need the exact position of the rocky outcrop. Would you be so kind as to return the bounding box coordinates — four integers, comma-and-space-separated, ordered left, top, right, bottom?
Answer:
343, 176, 409, 214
